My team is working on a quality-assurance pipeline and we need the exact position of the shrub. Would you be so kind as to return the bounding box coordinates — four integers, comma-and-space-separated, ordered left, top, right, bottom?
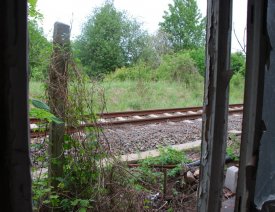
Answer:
156, 52, 201, 84
105, 51, 203, 84
231, 51, 246, 75
31, 63, 148, 211
132, 146, 191, 187
104, 62, 152, 81
231, 72, 244, 88
28, 20, 52, 81
187, 48, 205, 77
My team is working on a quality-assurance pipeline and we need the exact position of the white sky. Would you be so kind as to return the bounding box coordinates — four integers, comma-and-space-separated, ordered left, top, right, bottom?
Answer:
37, 0, 247, 52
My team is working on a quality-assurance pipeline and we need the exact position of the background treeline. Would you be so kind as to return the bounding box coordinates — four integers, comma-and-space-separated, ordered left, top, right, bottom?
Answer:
29, 0, 246, 82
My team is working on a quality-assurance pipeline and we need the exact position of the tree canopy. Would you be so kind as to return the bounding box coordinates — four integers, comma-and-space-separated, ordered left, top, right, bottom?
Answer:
28, 20, 51, 80
74, 2, 148, 77
159, 0, 205, 51
28, 0, 51, 80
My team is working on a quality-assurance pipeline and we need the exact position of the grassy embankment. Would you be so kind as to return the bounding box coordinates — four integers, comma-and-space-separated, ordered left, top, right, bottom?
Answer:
29, 76, 244, 112
29, 51, 245, 112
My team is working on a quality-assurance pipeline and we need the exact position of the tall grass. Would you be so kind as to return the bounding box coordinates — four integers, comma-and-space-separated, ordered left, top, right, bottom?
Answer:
30, 74, 244, 112
102, 80, 204, 111
29, 50, 244, 112
229, 73, 245, 103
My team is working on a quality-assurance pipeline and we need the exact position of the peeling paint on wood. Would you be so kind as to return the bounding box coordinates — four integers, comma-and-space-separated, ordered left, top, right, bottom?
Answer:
197, 0, 233, 211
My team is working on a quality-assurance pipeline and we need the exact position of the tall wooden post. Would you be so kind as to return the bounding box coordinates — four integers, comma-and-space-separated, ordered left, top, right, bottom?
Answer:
197, 0, 233, 211
1, 0, 32, 210
48, 22, 70, 187
235, 0, 268, 211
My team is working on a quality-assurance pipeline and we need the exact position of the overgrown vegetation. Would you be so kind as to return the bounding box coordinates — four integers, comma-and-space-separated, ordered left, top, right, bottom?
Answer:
31, 66, 147, 211
28, 0, 245, 211
138, 147, 191, 179
28, 0, 51, 81
105, 51, 202, 82
29, 72, 245, 113
226, 134, 241, 161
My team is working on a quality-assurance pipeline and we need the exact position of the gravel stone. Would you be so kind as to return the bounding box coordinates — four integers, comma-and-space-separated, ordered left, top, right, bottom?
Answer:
30, 115, 243, 165
100, 115, 243, 155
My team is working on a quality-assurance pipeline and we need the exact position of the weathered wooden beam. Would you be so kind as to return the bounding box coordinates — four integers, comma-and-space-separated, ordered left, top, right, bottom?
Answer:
234, 0, 268, 211
1, 0, 32, 210
48, 22, 70, 187
197, 0, 233, 211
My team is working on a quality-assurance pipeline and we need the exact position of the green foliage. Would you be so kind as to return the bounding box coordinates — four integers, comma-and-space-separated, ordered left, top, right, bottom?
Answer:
106, 51, 203, 84
159, 0, 205, 51
231, 51, 246, 75
31, 99, 50, 111
29, 72, 244, 113
32, 176, 52, 210
230, 72, 245, 103
74, 2, 148, 77
31, 75, 101, 211
101, 79, 204, 111
105, 62, 152, 81
31, 71, 148, 211
187, 48, 205, 76
30, 99, 63, 124
230, 72, 244, 88
226, 147, 239, 161
136, 30, 174, 69
28, 0, 51, 81
226, 134, 241, 161
132, 147, 190, 187
156, 51, 200, 83
142, 146, 190, 166
28, 0, 43, 20
28, 20, 52, 80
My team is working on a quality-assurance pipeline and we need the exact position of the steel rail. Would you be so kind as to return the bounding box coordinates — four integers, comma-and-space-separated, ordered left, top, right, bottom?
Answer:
30, 106, 243, 138
30, 103, 243, 123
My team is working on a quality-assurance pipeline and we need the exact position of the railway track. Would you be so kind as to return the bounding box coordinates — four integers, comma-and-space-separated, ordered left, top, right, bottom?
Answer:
30, 104, 243, 138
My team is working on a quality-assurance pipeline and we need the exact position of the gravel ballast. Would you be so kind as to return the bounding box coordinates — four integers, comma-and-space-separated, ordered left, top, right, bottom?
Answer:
100, 114, 242, 155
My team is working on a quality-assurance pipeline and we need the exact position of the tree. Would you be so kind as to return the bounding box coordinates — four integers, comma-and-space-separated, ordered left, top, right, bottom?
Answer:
120, 19, 149, 65
159, 0, 205, 51
75, 2, 148, 77
28, 0, 43, 21
28, 0, 51, 80
28, 20, 51, 80
135, 30, 173, 69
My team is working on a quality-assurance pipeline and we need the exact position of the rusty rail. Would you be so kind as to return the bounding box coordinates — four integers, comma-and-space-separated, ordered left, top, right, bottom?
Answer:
30, 104, 243, 138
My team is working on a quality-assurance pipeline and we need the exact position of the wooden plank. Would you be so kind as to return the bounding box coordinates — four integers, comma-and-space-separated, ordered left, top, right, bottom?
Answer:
234, 1, 267, 211
197, 0, 233, 211
48, 22, 70, 187
1, 0, 32, 210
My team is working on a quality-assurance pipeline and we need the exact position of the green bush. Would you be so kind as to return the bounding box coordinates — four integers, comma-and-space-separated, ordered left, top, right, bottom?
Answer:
141, 146, 189, 165
105, 62, 152, 81
134, 147, 191, 184
231, 72, 244, 88
105, 51, 203, 84
28, 20, 52, 81
231, 51, 246, 75
187, 48, 205, 77
156, 52, 200, 83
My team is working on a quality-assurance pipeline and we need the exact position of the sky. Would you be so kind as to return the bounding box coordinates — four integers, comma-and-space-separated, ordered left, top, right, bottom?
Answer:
37, 0, 247, 52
